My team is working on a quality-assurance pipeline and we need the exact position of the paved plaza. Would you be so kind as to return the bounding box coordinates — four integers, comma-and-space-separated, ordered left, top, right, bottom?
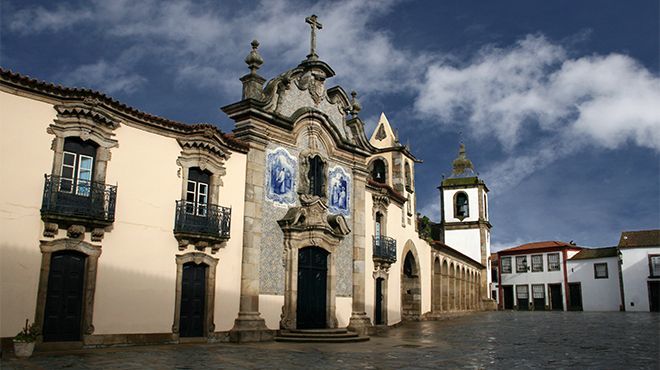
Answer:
2, 311, 659, 369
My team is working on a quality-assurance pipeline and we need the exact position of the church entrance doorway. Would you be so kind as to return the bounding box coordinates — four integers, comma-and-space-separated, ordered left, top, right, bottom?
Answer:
549, 284, 563, 310
375, 277, 385, 325
502, 285, 514, 310
297, 246, 328, 329
43, 250, 86, 342
180, 262, 207, 337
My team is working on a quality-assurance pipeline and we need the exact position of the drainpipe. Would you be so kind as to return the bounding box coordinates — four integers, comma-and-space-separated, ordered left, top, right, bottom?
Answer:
497, 253, 503, 310
617, 248, 626, 311
562, 249, 570, 311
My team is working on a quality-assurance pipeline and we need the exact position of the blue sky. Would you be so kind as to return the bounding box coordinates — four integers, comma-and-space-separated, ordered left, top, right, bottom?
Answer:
2, 0, 659, 250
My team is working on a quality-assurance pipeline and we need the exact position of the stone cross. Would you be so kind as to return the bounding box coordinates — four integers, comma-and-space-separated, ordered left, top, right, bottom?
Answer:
305, 14, 322, 60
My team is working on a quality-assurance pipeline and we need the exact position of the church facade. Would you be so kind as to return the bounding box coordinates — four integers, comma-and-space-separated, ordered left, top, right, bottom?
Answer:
0, 16, 494, 348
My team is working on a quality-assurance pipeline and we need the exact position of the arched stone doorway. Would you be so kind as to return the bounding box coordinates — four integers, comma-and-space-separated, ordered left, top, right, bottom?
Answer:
278, 195, 350, 330
401, 241, 421, 320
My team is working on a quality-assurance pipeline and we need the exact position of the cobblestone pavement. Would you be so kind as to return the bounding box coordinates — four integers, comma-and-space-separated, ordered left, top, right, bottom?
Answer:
2, 311, 659, 369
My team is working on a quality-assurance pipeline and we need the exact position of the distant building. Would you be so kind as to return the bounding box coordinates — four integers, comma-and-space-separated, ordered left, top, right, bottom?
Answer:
618, 230, 660, 312
496, 230, 660, 312
497, 241, 582, 311
567, 247, 621, 311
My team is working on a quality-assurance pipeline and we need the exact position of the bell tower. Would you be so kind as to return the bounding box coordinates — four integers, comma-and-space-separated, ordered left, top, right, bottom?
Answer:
439, 143, 491, 298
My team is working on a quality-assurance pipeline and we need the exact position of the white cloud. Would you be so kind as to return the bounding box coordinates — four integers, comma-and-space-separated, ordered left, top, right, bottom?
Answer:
5, 0, 417, 98
415, 35, 660, 190
62, 60, 147, 94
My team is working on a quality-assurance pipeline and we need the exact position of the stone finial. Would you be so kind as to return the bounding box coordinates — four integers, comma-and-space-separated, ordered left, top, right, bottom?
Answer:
451, 142, 476, 177
350, 91, 361, 117
245, 39, 264, 74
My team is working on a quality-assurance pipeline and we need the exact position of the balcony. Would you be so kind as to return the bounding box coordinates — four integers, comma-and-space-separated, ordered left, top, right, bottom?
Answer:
41, 174, 117, 229
373, 235, 397, 264
173, 200, 231, 250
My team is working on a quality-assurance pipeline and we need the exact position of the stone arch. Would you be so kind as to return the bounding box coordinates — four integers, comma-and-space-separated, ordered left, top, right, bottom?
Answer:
35, 238, 102, 342
442, 259, 449, 311
448, 262, 456, 310
367, 156, 389, 184
432, 256, 442, 312
401, 240, 421, 320
172, 252, 218, 339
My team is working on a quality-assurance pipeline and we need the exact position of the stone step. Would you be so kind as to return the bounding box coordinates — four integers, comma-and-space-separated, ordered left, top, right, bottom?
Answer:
274, 335, 369, 343
278, 331, 358, 339
274, 328, 369, 343
287, 328, 348, 335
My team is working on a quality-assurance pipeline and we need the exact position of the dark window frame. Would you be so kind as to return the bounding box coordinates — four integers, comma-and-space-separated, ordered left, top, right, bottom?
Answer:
501, 257, 512, 274
594, 262, 608, 279
516, 256, 528, 273
454, 191, 469, 219
649, 254, 660, 278
547, 253, 560, 271
531, 254, 543, 272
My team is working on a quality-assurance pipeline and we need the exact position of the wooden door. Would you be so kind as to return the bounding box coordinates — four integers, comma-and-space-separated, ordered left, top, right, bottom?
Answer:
297, 247, 328, 329
503, 286, 514, 310
43, 251, 86, 342
568, 282, 583, 311
549, 284, 563, 311
180, 263, 207, 337
375, 278, 384, 325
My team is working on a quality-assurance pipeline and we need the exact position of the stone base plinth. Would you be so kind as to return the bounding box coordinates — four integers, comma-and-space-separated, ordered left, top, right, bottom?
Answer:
347, 314, 373, 336
228, 313, 273, 343
481, 299, 498, 311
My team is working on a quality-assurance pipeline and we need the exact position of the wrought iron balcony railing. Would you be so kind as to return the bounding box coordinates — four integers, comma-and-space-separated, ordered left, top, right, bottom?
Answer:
373, 235, 397, 264
41, 174, 117, 225
174, 200, 231, 240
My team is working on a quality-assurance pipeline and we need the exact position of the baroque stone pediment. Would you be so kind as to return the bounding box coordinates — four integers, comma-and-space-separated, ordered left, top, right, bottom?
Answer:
277, 194, 350, 238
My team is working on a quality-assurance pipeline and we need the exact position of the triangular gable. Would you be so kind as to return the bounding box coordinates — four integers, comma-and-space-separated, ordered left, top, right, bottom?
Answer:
369, 112, 397, 148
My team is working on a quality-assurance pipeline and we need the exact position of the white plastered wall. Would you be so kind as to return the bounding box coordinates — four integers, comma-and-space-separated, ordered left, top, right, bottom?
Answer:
499, 251, 567, 309
567, 257, 620, 311
0, 89, 247, 337
0, 91, 57, 337
442, 187, 480, 224
621, 247, 659, 311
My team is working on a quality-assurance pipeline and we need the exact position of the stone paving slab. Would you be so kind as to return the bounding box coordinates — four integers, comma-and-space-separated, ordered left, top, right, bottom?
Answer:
2, 312, 659, 369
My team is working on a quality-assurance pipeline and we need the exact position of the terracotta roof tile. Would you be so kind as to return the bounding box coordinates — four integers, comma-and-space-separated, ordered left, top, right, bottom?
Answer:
618, 230, 660, 248
570, 247, 618, 260
499, 240, 581, 254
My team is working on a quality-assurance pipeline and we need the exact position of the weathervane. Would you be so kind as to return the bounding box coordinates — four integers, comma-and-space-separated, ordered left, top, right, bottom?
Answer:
305, 14, 322, 60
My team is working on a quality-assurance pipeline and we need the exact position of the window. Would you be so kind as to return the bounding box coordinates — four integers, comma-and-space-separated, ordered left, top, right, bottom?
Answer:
455, 192, 469, 219
532, 284, 545, 299
501, 257, 512, 274
531, 255, 543, 272
594, 263, 608, 279
186, 167, 211, 216
404, 161, 412, 189
548, 253, 560, 271
60, 137, 98, 196
516, 256, 528, 273
650, 255, 660, 278
516, 285, 529, 299
371, 159, 386, 184
375, 212, 382, 246
308, 155, 325, 197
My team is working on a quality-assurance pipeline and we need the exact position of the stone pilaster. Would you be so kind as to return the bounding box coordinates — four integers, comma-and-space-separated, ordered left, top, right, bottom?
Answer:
229, 143, 272, 342
347, 168, 372, 335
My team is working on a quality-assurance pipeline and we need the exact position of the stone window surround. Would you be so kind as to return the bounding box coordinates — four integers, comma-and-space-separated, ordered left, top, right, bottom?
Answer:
453, 191, 469, 221
34, 238, 102, 343
172, 252, 219, 340
176, 148, 227, 207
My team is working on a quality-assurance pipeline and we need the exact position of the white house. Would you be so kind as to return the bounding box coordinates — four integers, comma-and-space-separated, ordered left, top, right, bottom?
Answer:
567, 247, 621, 311
618, 230, 660, 312
497, 241, 582, 311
